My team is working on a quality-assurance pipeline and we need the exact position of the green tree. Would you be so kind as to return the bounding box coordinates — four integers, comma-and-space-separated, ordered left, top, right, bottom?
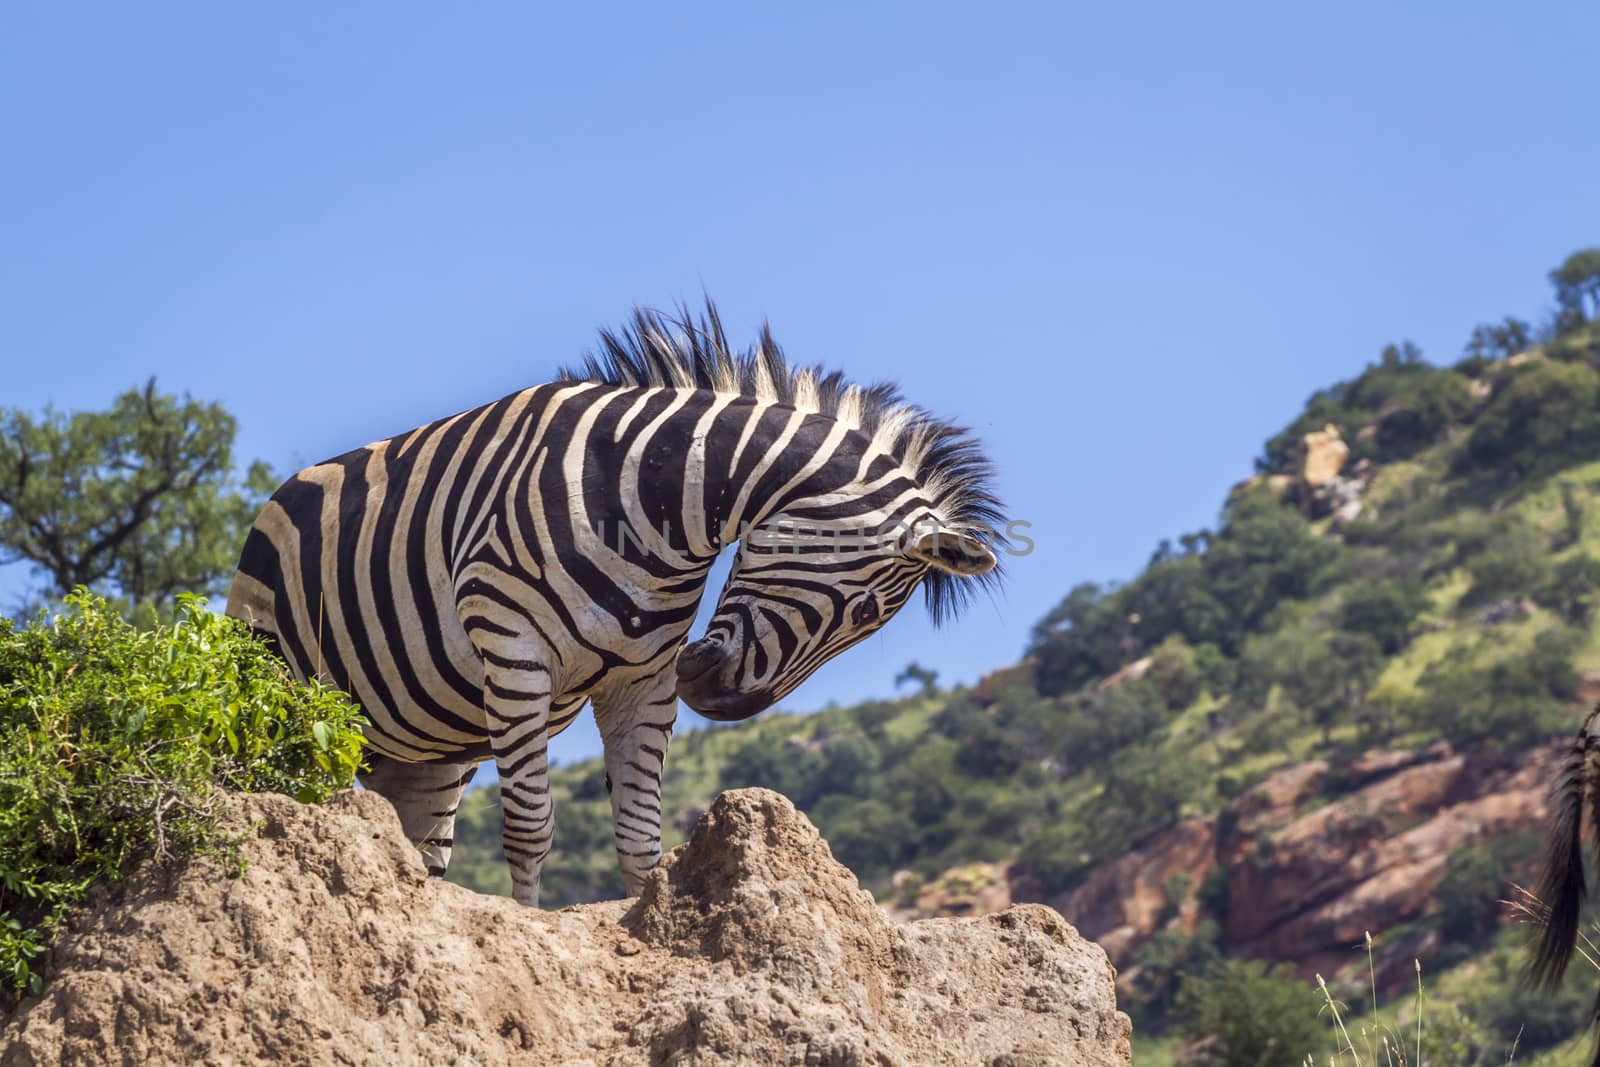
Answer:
1126, 920, 1222, 1028
894, 661, 940, 696
1030, 582, 1132, 696
1338, 578, 1428, 654
1238, 627, 1382, 741
1541, 552, 1600, 625
1145, 635, 1204, 711
1202, 494, 1341, 646
1462, 519, 1552, 608
1174, 960, 1325, 1067
1464, 361, 1600, 476
1460, 316, 1532, 367
1128, 553, 1232, 651
1551, 247, 1600, 326
808, 795, 914, 881
1413, 628, 1580, 746
0, 381, 274, 619
1557, 481, 1585, 550
1374, 371, 1474, 460
721, 734, 826, 807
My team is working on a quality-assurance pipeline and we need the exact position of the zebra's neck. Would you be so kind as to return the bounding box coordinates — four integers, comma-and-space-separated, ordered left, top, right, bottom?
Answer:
564, 386, 884, 579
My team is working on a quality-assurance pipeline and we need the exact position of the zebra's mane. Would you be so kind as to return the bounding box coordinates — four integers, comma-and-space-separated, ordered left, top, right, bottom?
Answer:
559, 300, 1006, 623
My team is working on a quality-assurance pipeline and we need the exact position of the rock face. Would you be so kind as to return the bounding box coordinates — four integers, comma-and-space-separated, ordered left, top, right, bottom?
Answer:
1, 788, 1130, 1067
1054, 741, 1560, 994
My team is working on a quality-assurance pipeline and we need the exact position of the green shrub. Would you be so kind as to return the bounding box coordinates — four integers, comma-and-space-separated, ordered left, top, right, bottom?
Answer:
1338, 578, 1428, 654
1433, 834, 1539, 948
1146, 636, 1204, 711
1540, 552, 1600, 625
1461, 520, 1552, 608
1126, 920, 1222, 1029
1467, 973, 1589, 1054
1374, 371, 1474, 460
1015, 818, 1091, 898
720, 733, 827, 807
1174, 960, 1325, 1066
1412, 628, 1580, 746
1464, 360, 1600, 476
0, 591, 366, 997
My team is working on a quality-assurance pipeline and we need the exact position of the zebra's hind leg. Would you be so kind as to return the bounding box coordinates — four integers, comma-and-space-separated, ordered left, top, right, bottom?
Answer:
358, 753, 480, 877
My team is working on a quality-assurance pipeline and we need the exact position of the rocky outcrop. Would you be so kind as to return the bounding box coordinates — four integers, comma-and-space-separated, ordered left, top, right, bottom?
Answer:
1296, 425, 1371, 522
1097, 657, 1153, 693
1, 788, 1130, 1067
1053, 741, 1560, 993
1301, 424, 1350, 489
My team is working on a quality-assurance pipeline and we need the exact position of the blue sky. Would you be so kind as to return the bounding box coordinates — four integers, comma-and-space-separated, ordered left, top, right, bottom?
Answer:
3, 2, 1597, 764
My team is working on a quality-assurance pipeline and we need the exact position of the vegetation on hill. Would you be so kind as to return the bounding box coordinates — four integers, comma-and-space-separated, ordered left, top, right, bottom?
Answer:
448, 246, 1600, 1059
0, 592, 366, 999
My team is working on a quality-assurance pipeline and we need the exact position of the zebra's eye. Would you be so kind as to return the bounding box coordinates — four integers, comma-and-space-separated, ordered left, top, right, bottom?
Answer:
851, 595, 880, 627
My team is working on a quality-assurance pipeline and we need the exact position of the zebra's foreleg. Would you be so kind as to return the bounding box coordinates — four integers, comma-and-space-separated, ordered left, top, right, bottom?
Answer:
594, 672, 678, 896
358, 753, 479, 877
481, 651, 556, 907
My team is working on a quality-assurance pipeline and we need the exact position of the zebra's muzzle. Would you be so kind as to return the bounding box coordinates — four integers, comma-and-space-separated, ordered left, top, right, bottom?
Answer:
675, 638, 727, 687
676, 638, 771, 720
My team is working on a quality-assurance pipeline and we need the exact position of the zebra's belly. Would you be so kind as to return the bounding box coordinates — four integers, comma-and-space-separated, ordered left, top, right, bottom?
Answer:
350, 633, 593, 764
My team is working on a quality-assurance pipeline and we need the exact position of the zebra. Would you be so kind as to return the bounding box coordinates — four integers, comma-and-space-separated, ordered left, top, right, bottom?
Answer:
225, 301, 1005, 906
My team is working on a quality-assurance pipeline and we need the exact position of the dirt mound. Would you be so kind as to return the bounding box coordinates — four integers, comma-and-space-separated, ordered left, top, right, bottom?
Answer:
1, 788, 1129, 1066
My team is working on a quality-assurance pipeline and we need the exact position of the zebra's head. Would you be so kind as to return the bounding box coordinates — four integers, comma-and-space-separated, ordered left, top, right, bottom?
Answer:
675, 519, 998, 720
567, 301, 1007, 720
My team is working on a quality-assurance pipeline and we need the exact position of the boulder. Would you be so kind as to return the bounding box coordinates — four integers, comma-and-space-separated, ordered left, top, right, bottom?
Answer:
1301, 424, 1350, 489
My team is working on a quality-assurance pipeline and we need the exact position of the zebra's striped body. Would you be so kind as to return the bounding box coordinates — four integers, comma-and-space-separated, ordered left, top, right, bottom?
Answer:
226, 304, 1003, 905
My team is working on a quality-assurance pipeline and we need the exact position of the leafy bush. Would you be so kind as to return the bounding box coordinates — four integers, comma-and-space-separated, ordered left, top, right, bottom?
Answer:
1411, 628, 1580, 746
1337, 578, 1428, 654
1015, 819, 1090, 898
1374, 371, 1474, 460
1052, 681, 1168, 771
1030, 495, 1340, 697
0, 591, 366, 996
1540, 551, 1600, 625
1145, 636, 1205, 711
1433, 834, 1539, 946
720, 733, 827, 807
1461, 519, 1552, 608
1126, 920, 1222, 1028
809, 795, 915, 882
1464, 360, 1600, 476
1466, 973, 1589, 1054
1236, 626, 1383, 740
1029, 582, 1130, 697
1174, 960, 1325, 1066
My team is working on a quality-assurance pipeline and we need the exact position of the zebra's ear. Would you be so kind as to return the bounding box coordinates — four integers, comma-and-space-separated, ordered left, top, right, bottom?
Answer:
906, 528, 998, 576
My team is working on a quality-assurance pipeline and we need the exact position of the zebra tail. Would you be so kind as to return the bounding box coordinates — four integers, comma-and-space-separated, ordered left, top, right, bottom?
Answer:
1530, 705, 1600, 992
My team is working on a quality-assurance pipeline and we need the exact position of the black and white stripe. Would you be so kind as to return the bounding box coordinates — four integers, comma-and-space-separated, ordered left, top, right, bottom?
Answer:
226, 301, 1004, 905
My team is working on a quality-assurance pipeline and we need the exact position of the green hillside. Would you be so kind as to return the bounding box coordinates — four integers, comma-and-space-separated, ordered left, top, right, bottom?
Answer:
450, 251, 1600, 1062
